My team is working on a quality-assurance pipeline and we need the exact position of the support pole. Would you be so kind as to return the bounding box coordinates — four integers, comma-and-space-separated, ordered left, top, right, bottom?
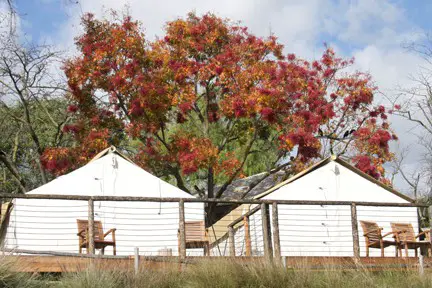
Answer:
134, 247, 139, 274
429, 205, 432, 257
272, 202, 281, 264
419, 254, 424, 275
178, 200, 186, 260
261, 203, 273, 261
244, 216, 252, 256
350, 203, 360, 259
228, 226, 235, 257
88, 198, 95, 255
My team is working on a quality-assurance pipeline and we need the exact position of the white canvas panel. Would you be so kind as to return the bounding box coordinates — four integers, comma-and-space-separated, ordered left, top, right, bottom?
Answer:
5, 199, 204, 256
4, 152, 204, 256
263, 162, 409, 203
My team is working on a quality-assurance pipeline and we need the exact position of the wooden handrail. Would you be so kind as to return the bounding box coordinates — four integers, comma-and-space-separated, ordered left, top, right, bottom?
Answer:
227, 205, 261, 228
0, 193, 427, 207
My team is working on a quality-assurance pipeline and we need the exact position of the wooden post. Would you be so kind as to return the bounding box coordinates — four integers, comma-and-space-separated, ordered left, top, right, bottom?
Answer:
228, 226, 235, 257
350, 203, 360, 259
178, 200, 186, 260
134, 247, 139, 274
419, 254, 424, 275
88, 198, 95, 255
272, 202, 281, 264
261, 203, 273, 261
244, 216, 252, 256
429, 205, 432, 257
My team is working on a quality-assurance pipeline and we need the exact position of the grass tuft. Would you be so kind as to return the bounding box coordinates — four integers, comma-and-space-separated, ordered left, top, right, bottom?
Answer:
3, 258, 432, 287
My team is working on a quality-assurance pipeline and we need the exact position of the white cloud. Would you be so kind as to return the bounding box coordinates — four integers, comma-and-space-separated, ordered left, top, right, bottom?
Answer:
42, 0, 428, 192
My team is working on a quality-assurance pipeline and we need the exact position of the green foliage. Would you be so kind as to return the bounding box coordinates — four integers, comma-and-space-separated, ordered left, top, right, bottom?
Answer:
0, 97, 70, 192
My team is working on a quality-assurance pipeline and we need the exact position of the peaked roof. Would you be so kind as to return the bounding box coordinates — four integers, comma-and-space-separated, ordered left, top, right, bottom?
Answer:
28, 147, 194, 198
90, 145, 135, 164
217, 170, 288, 199
254, 156, 414, 203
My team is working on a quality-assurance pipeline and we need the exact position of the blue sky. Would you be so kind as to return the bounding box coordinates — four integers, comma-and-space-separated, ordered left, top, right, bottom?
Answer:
9, 0, 432, 195
14, 0, 432, 54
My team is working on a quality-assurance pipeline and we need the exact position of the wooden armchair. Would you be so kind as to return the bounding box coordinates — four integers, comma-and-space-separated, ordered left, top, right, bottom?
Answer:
390, 222, 431, 257
360, 220, 401, 257
178, 221, 210, 256
77, 219, 117, 255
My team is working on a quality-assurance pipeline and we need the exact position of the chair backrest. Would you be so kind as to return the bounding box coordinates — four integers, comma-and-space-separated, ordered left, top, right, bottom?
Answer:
360, 220, 382, 242
422, 228, 430, 241
391, 222, 415, 242
77, 219, 104, 240
185, 221, 206, 242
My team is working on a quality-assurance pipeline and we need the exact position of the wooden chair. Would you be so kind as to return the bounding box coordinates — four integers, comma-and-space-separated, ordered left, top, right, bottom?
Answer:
422, 227, 432, 256
77, 219, 117, 255
360, 220, 400, 257
390, 222, 431, 257
178, 221, 210, 256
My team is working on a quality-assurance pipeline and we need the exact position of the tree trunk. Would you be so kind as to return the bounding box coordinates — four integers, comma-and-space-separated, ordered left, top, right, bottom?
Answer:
0, 150, 27, 193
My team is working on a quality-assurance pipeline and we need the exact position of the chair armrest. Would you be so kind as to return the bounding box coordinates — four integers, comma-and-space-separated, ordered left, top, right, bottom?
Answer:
416, 229, 430, 239
103, 228, 116, 238
77, 229, 86, 237
382, 231, 402, 238
363, 227, 383, 237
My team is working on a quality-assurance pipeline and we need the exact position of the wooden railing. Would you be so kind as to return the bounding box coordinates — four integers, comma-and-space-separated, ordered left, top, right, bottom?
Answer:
0, 193, 429, 261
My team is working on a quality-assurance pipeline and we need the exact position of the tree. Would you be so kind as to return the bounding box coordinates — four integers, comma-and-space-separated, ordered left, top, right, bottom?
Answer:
390, 36, 432, 198
43, 12, 396, 203
0, 38, 70, 193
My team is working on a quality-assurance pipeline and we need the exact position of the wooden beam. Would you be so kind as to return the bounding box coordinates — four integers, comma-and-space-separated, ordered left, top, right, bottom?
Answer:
350, 203, 360, 259
228, 205, 261, 227
0, 193, 426, 207
272, 202, 281, 263
88, 199, 95, 255
261, 203, 272, 261
178, 200, 186, 260
228, 226, 235, 257
244, 216, 251, 257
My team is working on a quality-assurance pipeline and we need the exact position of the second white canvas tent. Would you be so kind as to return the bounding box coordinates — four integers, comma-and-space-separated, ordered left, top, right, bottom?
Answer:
5, 147, 203, 256
211, 156, 418, 257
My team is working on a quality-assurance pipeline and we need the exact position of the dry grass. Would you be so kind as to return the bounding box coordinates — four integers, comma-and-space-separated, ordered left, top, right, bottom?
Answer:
0, 256, 46, 288
2, 258, 432, 287
54, 259, 432, 288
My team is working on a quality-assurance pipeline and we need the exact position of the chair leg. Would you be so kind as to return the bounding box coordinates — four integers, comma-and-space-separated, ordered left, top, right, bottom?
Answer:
380, 240, 384, 257
113, 244, 116, 256
395, 246, 398, 257
366, 246, 369, 257
415, 248, 418, 257
405, 244, 409, 257
102, 247, 105, 255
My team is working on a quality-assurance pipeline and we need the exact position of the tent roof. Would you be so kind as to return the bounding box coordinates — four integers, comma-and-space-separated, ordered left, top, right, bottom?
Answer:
89, 146, 134, 164
28, 147, 194, 198
254, 156, 414, 203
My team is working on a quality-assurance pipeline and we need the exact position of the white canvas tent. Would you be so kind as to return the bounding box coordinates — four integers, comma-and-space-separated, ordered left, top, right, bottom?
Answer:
5, 147, 204, 256
211, 156, 418, 257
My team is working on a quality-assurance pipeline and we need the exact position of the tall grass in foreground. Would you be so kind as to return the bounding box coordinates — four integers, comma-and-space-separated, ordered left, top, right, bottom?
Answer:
2, 258, 432, 288
54, 259, 432, 288
0, 257, 45, 288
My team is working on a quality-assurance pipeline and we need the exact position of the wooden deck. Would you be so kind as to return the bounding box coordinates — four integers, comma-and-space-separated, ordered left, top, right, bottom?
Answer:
3, 255, 432, 273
